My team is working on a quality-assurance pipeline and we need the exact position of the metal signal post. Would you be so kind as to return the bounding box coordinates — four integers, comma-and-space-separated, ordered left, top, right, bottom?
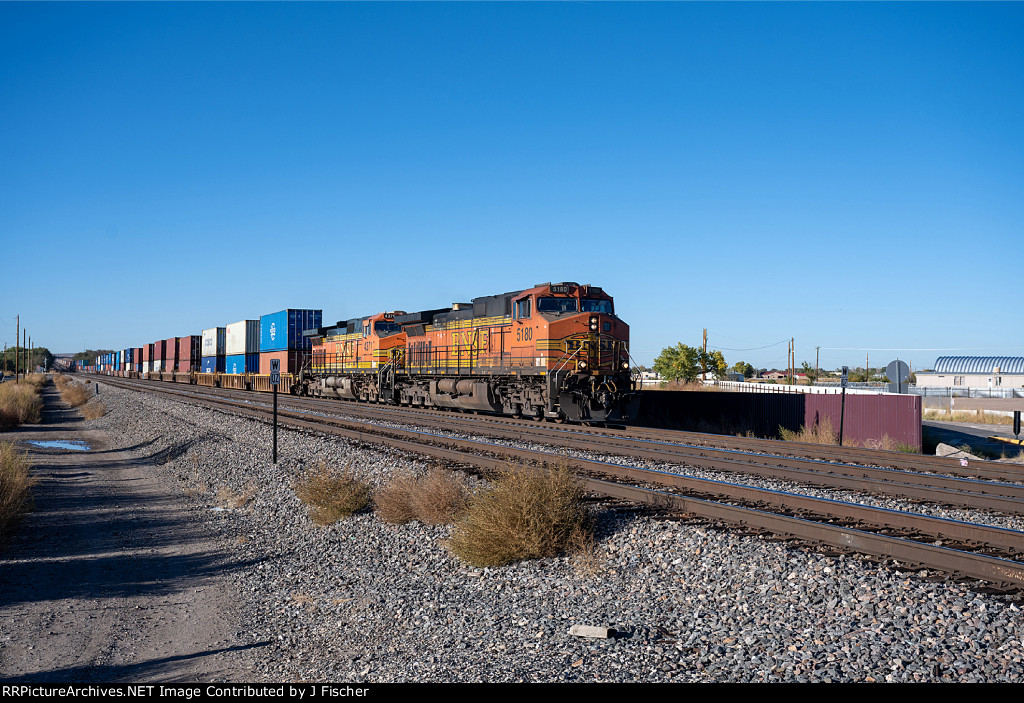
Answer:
270, 359, 281, 464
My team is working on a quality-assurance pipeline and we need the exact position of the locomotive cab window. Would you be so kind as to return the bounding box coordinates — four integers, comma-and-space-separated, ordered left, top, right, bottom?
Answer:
514, 298, 531, 320
374, 321, 401, 337
581, 299, 614, 315
537, 297, 578, 313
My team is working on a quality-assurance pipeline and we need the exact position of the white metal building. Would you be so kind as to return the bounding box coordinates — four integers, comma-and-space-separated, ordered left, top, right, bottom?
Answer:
915, 356, 1024, 390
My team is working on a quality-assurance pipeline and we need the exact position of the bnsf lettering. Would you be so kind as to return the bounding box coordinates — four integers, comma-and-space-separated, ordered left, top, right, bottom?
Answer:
564, 338, 615, 352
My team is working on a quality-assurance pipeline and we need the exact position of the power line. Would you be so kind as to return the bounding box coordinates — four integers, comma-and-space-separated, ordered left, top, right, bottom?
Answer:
821, 346, 1024, 352
709, 337, 790, 352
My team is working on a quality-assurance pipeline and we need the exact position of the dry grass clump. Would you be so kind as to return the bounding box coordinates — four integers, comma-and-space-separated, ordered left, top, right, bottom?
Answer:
922, 409, 1015, 425
0, 442, 36, 541
448, 463, 592, 568
375, 472, 420, 524
216, 484, 256, 510
81, 400, 107, 420
60, 382, 92, 409
53, 374, 72, 390
23, 374, 47, 389
376, 467, 469, 525
0, 383, 44, 428
779, 416, 838, 445
294, 462, 371, 525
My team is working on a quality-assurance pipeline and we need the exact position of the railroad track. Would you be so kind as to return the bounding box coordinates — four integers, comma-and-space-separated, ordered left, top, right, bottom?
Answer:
96, 375, 1024, 590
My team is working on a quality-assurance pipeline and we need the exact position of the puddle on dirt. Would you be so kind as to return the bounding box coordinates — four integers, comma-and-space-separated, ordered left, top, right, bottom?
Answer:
23, 440, 91, 451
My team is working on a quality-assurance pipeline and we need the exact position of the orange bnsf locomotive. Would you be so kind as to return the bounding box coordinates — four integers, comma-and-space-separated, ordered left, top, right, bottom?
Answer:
305, 282, 638, 423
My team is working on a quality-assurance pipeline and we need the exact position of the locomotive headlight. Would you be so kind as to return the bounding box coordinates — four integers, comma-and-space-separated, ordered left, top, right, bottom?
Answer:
578, 360, 588, 370
589, 316, 598, 331
621, 361, 629, 370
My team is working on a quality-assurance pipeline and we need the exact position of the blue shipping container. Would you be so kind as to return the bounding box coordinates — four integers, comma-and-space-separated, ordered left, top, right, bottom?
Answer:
260, 309, 323, 352
224, 354, 259, 374
201, 356, 226, 373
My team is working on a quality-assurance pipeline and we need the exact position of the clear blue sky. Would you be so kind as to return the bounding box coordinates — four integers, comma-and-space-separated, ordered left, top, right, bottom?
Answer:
2, 2, 1022, 371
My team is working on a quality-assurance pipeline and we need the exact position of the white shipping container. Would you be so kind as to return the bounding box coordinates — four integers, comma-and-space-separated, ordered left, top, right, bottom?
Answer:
202, 327, 226, 356
226, 320, 260, 355
153, 360, 163, 373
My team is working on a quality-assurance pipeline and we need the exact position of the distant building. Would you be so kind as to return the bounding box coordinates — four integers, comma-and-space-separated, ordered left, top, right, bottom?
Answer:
915, 356, 1024, 389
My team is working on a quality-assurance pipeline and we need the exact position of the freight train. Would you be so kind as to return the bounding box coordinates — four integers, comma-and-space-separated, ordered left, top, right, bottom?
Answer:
85, 282, 640, 424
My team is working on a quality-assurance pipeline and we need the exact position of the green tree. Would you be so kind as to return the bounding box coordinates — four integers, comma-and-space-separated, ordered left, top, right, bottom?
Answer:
653, 343, 701, 383
2, 346, 55, 373
699, 349, 728, 379
654, 344, 728, 382
800, 361, 819, 384
732, 361, 755, 378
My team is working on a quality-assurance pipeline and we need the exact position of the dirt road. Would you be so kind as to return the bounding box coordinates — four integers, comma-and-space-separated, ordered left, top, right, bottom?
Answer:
0, 383, 259, 682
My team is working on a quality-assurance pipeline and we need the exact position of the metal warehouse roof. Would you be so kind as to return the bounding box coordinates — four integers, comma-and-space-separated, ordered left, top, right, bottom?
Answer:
933, 356, 1024, 374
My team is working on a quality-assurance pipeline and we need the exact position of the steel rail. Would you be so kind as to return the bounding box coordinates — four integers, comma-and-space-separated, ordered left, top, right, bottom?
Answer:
108, 376, 1024, 514
105, 373, 1024, 481
100, 377, 1024, 557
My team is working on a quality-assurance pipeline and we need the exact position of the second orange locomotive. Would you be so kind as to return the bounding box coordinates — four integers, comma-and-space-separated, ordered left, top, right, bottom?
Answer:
307, 282, 637, 422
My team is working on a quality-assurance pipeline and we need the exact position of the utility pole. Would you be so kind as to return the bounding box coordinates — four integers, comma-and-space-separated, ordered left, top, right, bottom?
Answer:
15, 315, 19, 383
815, 346, 819, 385
702, 328, 707, 381
866, 352, 869, 382
787, 339, 791, 384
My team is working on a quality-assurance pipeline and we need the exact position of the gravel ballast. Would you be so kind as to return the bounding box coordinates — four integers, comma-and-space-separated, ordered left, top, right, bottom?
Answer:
80, 382, 1024, 682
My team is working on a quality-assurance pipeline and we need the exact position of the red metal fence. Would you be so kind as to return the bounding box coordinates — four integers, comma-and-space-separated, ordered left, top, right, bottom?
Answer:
637, 390, 922, 450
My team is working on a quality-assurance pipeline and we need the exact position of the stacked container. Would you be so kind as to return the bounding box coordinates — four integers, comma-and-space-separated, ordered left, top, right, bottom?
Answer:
163, 337, 179, 371
259, 309, 322, 374
177, 336, 201, 373
225, 320, 259, 374
201, 327, 226, 373
134, 347, 144, 373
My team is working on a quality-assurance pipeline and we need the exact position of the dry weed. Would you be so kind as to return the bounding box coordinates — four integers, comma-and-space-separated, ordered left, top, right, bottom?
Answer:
569, 528, 605, 577
216, 484, 255, 510
294, 462, 371, 525
61, 383, 92, 408
448, 463, 592, 568
375, 472, 419, 524
0, 442, 36, 541
410, 468, 468, 525
0, 383, 43, 427
779, 416, 838, 445
922, 409, 1015, 425
81, 400, 107, 420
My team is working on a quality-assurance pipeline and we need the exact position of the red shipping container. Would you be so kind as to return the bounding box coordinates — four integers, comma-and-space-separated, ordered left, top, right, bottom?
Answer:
142, 344, 153, 362
153, 340, 166, 361
259, 350, 308, 374
178, 358, 193, 373
163, 337, 179, 362
178, 335, 202, 367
